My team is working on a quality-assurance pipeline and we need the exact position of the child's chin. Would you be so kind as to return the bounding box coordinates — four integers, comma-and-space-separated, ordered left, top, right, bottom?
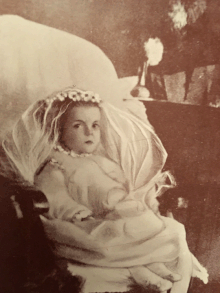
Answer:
82, 146, 96, 154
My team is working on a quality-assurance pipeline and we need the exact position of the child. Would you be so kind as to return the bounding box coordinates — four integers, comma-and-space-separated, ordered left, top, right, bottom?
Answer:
3, 87, 208, 293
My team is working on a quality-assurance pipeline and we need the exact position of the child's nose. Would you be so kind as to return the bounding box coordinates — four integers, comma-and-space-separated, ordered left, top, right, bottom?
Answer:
85, 126, 92, 136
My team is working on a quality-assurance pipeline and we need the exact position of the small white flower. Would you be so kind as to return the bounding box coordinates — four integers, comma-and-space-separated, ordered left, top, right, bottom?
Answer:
94, 94, 101, 103
57, 145, 62, 151
177, 197, 188, 208
144, 38, 164, 66
169, 1, 187, 30
56, 93, 65, 101
68, 92, 76, 99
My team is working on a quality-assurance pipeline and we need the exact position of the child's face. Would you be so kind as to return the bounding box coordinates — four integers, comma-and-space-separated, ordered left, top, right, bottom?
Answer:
61, 106, 101, 154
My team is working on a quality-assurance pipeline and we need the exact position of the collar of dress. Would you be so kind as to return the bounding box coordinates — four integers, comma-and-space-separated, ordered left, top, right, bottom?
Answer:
54, 145, 92, 158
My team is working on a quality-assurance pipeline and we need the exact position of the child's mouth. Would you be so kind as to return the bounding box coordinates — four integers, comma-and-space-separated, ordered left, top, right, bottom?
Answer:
85, 140, 93, 145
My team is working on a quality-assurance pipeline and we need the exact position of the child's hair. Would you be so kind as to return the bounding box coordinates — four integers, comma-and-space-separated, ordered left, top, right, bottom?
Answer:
2, 88, 101, 184
37, 98, 101, 144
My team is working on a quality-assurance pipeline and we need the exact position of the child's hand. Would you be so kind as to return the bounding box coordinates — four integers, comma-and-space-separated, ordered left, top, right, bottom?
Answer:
74, 209, 93, 221
45, 198, 93, 223
115, 199, 145, 217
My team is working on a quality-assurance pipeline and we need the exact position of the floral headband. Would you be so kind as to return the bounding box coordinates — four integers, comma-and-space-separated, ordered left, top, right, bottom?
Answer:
45, 86, 102, 105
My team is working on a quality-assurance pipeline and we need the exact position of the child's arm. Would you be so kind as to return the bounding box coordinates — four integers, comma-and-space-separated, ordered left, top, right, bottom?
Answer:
105, 185, 147, 218
113, 198, 146, 217
94, 157, 147, 216
35, 163, 92, 222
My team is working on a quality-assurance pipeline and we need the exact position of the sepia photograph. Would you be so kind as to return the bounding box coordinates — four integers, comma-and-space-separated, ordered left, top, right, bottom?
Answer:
0, 1, 219, 292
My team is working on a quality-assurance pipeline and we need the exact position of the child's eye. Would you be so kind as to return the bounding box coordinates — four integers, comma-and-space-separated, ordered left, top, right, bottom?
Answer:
73, 124, 80, 129
93, 123, 100, 129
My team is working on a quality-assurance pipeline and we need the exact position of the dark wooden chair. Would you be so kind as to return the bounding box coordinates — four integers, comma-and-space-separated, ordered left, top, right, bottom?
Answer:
0, 175, 83, 293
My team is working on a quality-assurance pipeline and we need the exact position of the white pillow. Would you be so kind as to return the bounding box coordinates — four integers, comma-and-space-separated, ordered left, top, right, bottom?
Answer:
0, 15, 123, 139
